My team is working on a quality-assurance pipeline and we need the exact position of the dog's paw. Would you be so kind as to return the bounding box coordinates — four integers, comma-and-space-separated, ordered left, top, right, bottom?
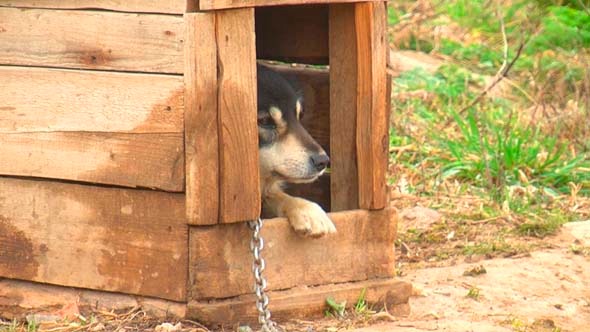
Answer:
285, 198, 336, 238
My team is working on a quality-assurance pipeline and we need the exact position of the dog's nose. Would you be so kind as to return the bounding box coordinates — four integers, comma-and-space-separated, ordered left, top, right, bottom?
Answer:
311, 154, 330, 171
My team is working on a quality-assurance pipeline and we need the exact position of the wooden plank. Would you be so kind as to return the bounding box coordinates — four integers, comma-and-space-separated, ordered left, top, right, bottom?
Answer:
184, 13, 219, 225
0, 279, 187, 320
0, 8, 184, 73
188, 278, 412, 325
329, 4, 359, 212
256, 5, 328, 65
263, 64, 330, 153
189, 208, 397, 299
216, 8, 260, 223
0, 1, 190, 14
198, 0, 382, 11
355, 1, 389, 209
0, 177, 187, 301
0, 132, 184, 191
0, 67, 184, 134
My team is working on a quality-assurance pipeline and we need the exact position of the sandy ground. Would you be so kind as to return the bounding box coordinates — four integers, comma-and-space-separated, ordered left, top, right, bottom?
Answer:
350, 222, 590, 332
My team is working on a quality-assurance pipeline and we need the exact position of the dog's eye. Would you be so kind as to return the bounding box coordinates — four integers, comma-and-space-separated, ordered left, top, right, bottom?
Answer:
258, 116, 276, 129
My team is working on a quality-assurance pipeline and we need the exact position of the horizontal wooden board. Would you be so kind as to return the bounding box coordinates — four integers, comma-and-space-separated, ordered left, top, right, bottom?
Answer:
0, 132, 184, 191
188, 278, 412, 325
0, 1, 190, 14
0, 278, 187, 320
0, 8, 184, 73
0, 177, 187, 301
198, 0, 381, 11
266, 64, 330, 154
189, 208, 397, 299
0, 67, 184, 134
256, 5, 328, 64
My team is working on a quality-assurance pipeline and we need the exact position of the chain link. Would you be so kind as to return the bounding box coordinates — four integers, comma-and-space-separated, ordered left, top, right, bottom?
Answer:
248, 218, 283, 332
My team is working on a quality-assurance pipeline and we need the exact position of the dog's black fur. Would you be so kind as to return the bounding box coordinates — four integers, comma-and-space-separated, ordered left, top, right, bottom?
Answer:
256, 63, 336, 237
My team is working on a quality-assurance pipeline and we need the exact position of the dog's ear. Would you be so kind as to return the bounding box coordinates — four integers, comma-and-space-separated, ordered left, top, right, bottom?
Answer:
257, 62, 304, 100
280, 72, 304, 100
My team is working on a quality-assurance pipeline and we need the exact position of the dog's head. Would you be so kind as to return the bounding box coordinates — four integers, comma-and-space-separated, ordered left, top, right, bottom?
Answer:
257, 64, 329, 184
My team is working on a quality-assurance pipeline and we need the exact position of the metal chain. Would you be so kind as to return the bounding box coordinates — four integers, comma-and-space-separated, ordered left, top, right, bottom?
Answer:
247, 218, 283, 332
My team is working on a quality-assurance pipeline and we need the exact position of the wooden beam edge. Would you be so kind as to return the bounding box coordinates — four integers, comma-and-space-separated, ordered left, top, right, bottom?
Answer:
196, 0, 384, 11
0, 278, 187, 321
187, 278, 412, 326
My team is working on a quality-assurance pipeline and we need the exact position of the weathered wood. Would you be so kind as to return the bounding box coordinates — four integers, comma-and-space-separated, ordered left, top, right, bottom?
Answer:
198, 0, 382, 11
188, 278, 412, 325
0, 278, 187, 321
0, 8, 184, 73
184, 13, 219, 225
329, 4, 359, 212
0, 132, 184, 191
256, 5, 328, 65
189, 208, 397, 299
216, 8, 261, 223
0, 67, 183, 134
264, 64, 330, 153
0, 0, 190, 13
355, 1, 389, 209
0, 178, 187, 301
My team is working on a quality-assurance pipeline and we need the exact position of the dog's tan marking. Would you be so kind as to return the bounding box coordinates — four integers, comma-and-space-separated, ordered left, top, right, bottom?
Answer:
295, 100, 302, 120
269, 106, 287, 132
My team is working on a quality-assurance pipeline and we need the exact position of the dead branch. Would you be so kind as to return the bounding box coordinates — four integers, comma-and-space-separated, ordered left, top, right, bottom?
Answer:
458, 42, 525, 115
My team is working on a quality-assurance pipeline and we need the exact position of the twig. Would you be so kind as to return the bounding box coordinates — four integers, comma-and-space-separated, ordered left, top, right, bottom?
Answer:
578, 0, 590, 16
182, 319, 212, 332
458, 34, 525, 115
466, 215, 505, 225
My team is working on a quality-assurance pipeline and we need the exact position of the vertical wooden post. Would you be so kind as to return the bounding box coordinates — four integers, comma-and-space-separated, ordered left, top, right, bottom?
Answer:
355, 1, 388, 210
329, 4, 360, 212
329, 1, 389, 211
185, 8, 260, 225
216, 8, 261, 223
185, 13, 219, 225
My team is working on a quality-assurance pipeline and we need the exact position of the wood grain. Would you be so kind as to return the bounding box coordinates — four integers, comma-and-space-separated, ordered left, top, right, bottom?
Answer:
0, 177, 187, 301
189, 208, 397, 299
0, 0, 190, 13
355, 1, 389, 209
0, 278, 187, 320
184, 13, 219, 225
188, 278, 411, 325
216, 8, 261, 223
0, 8, 184, 73
256, 5, 328, 65
329, 4, 360, 212
0, 67, 183, 134
198, 0, 381, 11
0, 132, 184, 191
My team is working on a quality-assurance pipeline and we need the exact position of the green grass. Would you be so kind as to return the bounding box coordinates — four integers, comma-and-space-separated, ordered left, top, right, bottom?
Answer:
466, 286, 481, 300
391, 66, 590, 197
0, 320, 19, 332
462, 237, 529, 256
388, 0, 590, 263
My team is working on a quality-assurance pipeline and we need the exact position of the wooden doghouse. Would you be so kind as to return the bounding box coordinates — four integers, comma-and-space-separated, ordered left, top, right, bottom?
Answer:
0, 0, 410, 325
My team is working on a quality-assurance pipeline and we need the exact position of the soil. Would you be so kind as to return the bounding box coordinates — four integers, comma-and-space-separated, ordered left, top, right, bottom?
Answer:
293, 218, 590, 332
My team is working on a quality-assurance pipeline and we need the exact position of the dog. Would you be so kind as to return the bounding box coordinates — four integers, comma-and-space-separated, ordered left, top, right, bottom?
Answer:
257, 63, 336, 237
